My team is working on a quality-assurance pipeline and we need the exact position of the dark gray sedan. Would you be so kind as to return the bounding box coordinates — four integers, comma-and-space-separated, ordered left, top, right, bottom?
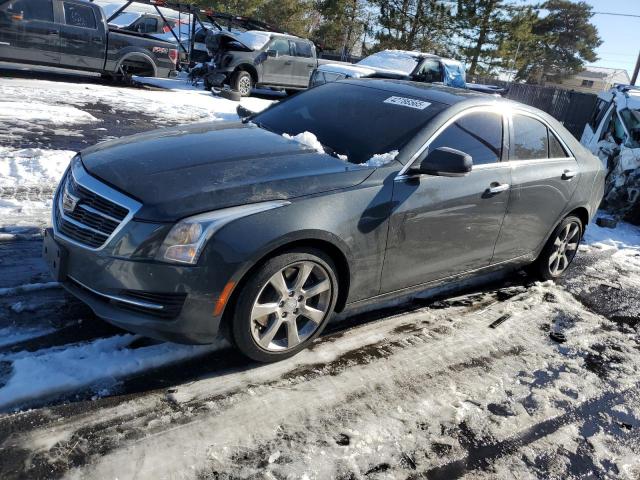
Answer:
44, 80, 605, 362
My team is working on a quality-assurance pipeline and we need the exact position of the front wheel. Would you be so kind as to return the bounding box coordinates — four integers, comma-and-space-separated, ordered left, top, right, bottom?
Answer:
232, 249, 338, 362
230, 70, 253, 97
535, 215, 583, 280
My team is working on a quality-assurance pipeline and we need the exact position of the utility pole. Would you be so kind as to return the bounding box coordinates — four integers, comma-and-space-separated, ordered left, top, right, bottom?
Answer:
633, 50, 640, 85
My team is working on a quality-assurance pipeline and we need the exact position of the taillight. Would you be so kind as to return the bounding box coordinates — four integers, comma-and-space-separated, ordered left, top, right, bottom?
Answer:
168, 49, 178, 64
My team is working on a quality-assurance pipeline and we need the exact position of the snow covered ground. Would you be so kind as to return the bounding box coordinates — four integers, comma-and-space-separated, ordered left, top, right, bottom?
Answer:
1, 70, 640, 480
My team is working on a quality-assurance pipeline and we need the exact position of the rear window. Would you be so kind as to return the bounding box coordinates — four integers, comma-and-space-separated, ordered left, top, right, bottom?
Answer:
64, 3, 97, 29
5, 0, 54, 21
253, 83, 445, 164
548, 130, 569, 158
511, 114, 548, 160
293, 41, 313, 58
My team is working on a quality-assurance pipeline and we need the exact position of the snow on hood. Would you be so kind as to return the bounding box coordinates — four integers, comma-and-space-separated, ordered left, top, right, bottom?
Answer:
234, 31, 272, 51
364, 150, 399, 167
282, 132, 398, 167
317, 63, 377, 78
282, 131, 325, 154
357, 50, 424, 75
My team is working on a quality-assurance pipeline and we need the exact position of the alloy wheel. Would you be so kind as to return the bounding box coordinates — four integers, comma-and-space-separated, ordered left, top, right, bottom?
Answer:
250, 261, 332, 352
548, 221, 581, 276
238, 76, 251, 96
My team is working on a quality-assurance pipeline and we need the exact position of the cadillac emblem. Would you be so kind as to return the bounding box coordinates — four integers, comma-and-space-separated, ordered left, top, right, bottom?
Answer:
62, 182, 79, 214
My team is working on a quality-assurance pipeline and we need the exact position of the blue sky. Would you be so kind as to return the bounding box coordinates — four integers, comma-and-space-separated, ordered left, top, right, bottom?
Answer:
586, 0, 639, 75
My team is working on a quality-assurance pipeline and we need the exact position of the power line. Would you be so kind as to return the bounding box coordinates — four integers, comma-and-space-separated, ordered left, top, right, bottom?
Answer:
593, 11, 640, 18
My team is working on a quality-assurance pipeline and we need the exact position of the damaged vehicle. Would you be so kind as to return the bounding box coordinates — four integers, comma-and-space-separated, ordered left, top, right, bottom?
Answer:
310, 49, 504, 94
0, 0, 178, 78
202, 30, 326, 96
581, 84, 640, 224
44, 80, 604, 362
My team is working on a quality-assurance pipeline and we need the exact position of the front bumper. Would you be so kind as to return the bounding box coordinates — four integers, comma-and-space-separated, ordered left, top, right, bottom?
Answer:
45, 228, 226, 345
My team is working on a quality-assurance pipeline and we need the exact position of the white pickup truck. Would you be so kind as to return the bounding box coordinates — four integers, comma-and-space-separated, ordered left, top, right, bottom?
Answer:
581, 85, 640, 222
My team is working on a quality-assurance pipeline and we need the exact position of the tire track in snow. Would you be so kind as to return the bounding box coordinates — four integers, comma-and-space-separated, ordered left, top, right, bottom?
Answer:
0, 286, 539, 479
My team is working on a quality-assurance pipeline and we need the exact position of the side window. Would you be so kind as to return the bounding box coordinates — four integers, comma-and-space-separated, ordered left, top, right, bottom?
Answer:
269, 38, 291, 56
294, 41, 313, 58
64, 3, 97, 29
511, 114, 548, 160
428, 111, 503, 166
6, 0, 54, 21
548, 130, 569, 158
414, 59, 442, 83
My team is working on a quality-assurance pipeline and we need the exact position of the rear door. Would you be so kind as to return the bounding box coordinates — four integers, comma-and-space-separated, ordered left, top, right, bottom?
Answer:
381, 108, 511, 292
290, 40, 316, 87
262, 37, 294, 85
492, 111, 580, 263
0, 0, 60, 65
58, 1, 105, 71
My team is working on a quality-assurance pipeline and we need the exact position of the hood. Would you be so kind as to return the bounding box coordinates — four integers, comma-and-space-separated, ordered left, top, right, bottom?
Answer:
80, 122, 373, 222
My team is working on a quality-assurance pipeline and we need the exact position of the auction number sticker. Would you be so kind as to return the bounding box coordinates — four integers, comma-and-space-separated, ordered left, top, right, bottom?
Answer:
384, 96, 431, 110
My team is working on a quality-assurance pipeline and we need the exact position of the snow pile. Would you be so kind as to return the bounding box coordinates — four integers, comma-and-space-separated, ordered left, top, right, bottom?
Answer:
584, 219, 640, 250
282, 131, 325, 154
0, 334, 220, 411
0, 326, 56, 348
0, 102, 99, 126
0, 147, 74, 187
365, 150, 399, 167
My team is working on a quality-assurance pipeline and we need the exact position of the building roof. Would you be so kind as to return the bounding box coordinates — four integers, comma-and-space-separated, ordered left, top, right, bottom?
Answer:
578, 66, 630, 83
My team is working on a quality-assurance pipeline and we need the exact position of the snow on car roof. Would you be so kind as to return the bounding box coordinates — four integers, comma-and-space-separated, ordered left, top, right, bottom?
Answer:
357, 50, 440, 75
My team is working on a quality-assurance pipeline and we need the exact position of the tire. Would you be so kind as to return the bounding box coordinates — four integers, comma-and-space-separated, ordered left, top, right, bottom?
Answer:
231, 70, 253, 97
534, 215, 583, 280
232, 248, 338, 362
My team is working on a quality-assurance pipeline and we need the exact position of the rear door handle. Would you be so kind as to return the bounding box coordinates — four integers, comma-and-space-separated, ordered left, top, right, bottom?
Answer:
562, 169, 577, 179
46, 29, 58, 35
488, 183, 510, 194
284, 60, 292, 65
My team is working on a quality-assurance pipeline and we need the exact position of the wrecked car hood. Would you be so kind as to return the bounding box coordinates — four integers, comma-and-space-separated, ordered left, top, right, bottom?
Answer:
80, 122, 372, 222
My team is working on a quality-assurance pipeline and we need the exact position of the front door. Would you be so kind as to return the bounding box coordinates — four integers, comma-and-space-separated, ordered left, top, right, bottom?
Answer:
262, 37, 294, 85
0, 0, 60, 65
381, 109, 511, 293
58, 1, 105, 71
492, 112, 580, 263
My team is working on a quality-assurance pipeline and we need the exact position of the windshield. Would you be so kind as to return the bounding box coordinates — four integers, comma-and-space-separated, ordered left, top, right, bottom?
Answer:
357, 51, 421, 75
108, 12, 141, 28
252, 82, 445, 164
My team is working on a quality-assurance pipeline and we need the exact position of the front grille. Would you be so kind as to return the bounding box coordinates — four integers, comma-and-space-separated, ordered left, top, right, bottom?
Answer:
55, 169, 130, 249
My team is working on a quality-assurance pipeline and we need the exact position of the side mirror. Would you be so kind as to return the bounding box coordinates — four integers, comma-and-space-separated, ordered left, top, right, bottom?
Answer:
236, 104, 256, 121
266, 49, 278, 58
410, 147, 472, 177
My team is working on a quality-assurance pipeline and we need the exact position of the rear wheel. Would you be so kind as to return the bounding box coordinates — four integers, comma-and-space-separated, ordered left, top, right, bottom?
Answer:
232, 248, 338, 362
231, 70, 253, 97
535, 215, 583, 280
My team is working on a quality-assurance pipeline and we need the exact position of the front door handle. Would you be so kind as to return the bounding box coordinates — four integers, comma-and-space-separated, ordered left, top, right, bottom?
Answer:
562, 169, 577, 180
488, 183, 510, 194
284, 60, 292, 65
46, 29, 58, 35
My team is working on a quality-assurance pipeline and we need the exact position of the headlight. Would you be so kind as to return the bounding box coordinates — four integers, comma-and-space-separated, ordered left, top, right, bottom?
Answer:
157, 201, 290, 265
